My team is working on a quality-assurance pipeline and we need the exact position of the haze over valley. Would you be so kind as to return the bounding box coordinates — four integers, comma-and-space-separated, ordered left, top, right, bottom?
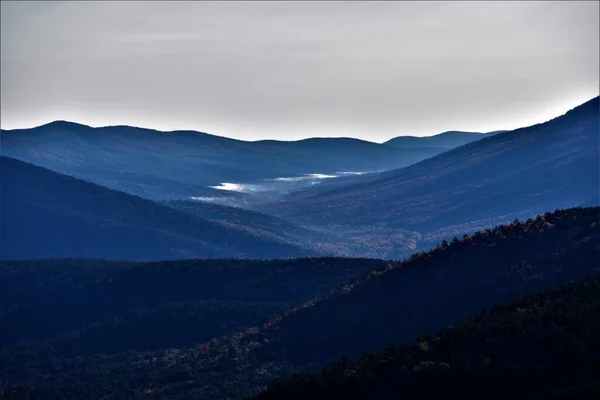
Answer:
3, 98, 597, 259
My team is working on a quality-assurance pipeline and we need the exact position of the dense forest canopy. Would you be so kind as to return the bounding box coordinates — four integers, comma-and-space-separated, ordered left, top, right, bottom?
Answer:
0, 257, 386, 347
0, 207, 597, 399
1, 4, 598, 399
0, 156, 315, 261
254, 277, 600, 400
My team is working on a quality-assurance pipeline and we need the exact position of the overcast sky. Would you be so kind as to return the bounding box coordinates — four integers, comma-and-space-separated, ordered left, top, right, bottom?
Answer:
1, 1, 598, 142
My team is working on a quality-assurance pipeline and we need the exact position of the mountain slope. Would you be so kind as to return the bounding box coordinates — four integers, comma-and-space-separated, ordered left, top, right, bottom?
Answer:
163, 199, 338, 249
0, 123, 448, 201
0, 257, 387, 348
268, 97, 600, 254
0, 156, 312, 260
255, 277, 600, 400
206, 207, 598, 398
1, 207, 597, 399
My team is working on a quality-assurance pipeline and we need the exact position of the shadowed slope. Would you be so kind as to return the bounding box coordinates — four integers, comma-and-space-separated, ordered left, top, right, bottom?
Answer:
255, 277, 600, 400
0, 257, 387, 348
0, 156, 312, 261
0, 123, 448, 201
1, 208, 596, 399
163, 199, 337, 248
267, 97, 599, 254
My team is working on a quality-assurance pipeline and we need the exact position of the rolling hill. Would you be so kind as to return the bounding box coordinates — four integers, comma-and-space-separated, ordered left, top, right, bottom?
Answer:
162, 199, 338, 249
0, 156, 314, 261
255, 277, 600, 400
267, 96, 600, 256
0, 257, 387, 348
0, 122, 456, 201
1, 207, 597, 399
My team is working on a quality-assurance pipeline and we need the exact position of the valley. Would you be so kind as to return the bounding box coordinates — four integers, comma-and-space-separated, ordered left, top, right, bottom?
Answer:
2, 3, 599, 399
1, 97, 599, 399
0, 123, 441, 203
263, 96, 600, 256
0, 156, 318, 261
2, 98, 598, 260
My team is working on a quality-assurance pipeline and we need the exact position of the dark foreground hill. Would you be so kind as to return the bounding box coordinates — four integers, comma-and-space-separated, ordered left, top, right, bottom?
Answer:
0, 156, 313, 260
268, 97, 600, 257
0, 122, 452, 201
255, 277, 600, 400
0, 257, 386, 354
1, 207, 597, 399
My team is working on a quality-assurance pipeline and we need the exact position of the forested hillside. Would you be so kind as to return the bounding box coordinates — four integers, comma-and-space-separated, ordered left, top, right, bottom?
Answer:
163, 199, 337, 249
1, 207, 597, 399
255, 277, 600, 400
0, 122, 442, 201
0, 156, 313, 260
2, 3, 598, 400
245, 208, 599, 373
0, 258, 386, 348
267, 97, 600, 257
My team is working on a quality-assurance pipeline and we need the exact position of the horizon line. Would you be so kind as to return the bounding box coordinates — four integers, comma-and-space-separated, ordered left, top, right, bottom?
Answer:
1, 95, 597, 144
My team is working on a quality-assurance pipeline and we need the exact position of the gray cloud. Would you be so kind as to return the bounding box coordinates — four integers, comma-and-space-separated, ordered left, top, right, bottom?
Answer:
1, 1, 598, 141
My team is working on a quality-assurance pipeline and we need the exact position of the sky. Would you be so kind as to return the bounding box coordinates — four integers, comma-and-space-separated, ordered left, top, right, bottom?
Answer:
1, 1, 598, 142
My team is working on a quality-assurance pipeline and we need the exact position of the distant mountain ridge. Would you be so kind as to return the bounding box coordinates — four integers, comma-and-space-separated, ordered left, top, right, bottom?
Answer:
384, 129, 504, 149
0, 123, 444, 201
0, 121, 491, 202
267, 96, 600, 256
0, 156, 314, 261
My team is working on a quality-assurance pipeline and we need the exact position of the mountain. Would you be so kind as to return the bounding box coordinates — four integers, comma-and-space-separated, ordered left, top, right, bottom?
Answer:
254, 277, 600, 400
267, 97, 600, 256
0, 122, 453, 201
163, 199, 338, 249
0, 257, 388, 399
0, 257, 387, 348
0, 156, 313, 261
384, 130, 504, 150
1, 207, 597, 399
163, 199, 377, 257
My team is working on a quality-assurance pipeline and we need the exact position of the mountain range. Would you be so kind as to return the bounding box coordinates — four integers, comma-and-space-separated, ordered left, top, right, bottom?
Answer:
0, 122, 485, 202
1, 97, 598, 260
266, 96, 600, 256
384, 130, 504, 149
0, 156, 315, 261
1, 95, 599, 399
